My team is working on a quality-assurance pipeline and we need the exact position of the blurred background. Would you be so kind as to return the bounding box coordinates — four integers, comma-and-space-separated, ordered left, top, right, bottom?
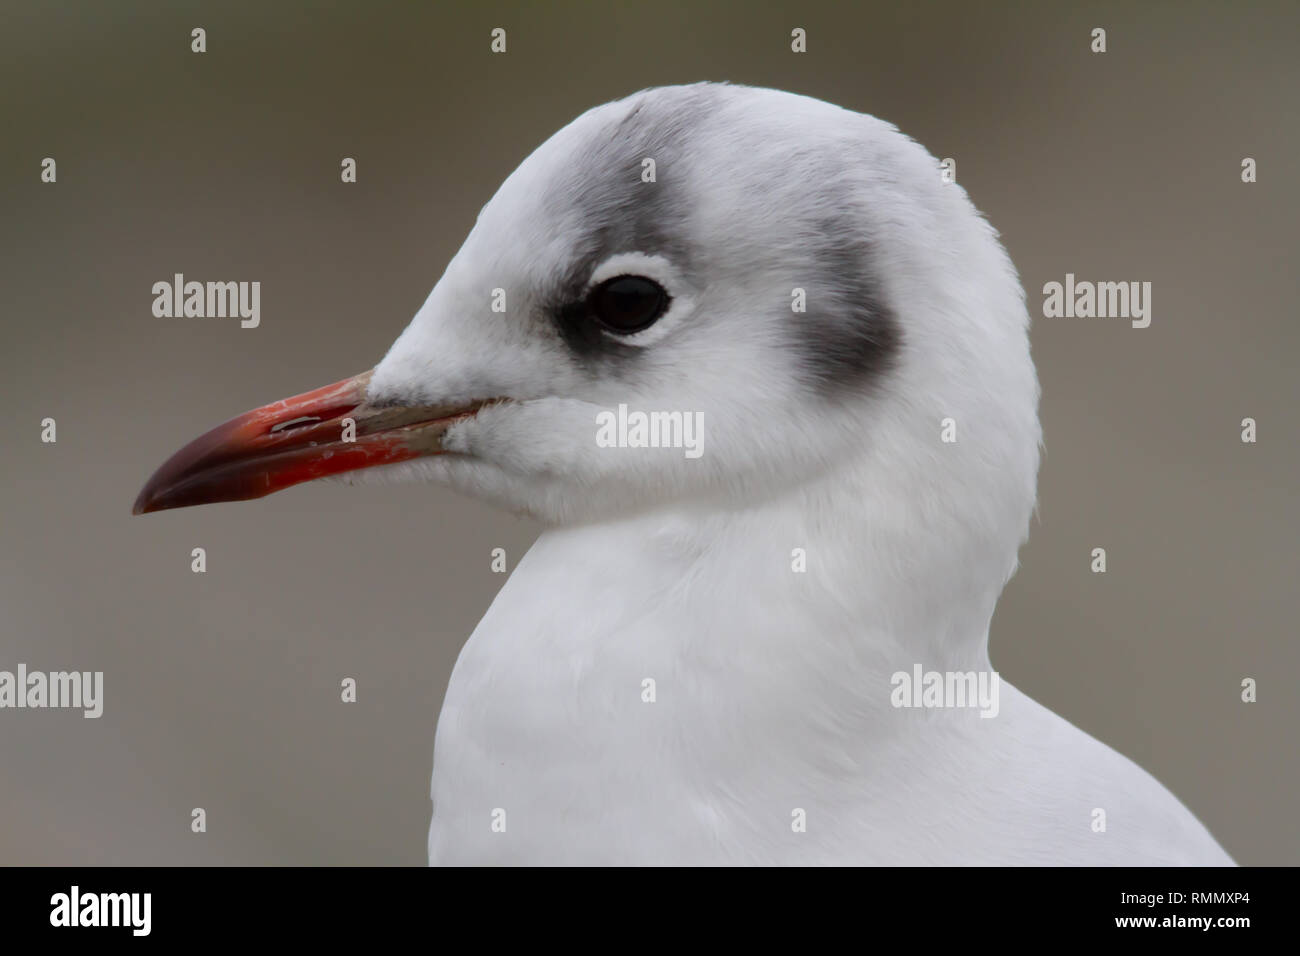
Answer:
1, 0, 1296, 864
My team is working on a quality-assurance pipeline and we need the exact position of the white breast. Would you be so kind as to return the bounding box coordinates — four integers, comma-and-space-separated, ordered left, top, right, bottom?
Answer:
427, 495, 1233, 866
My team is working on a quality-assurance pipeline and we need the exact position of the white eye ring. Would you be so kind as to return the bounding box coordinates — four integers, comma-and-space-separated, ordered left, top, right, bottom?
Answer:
587, 253, 696, 347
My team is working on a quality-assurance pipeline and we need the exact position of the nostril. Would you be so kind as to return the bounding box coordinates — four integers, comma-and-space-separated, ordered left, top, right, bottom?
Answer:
270, 415, 322, 434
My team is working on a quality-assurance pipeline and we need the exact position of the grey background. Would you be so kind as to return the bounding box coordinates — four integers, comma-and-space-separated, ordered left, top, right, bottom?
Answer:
1, 0, 1296, 864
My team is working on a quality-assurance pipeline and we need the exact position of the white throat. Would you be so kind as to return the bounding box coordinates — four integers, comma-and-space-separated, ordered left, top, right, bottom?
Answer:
427, 433, 1022, 863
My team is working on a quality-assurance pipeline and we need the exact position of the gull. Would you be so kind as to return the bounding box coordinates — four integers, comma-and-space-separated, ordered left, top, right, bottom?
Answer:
134, 83, 1233, 866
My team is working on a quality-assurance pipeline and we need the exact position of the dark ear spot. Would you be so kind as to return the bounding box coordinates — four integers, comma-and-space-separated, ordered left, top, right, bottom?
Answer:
795, 221, 901, 395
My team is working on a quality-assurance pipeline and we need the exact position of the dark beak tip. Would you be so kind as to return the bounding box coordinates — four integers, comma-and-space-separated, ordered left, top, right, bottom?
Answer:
131, 484, 157, 515
132, 468, 179, 515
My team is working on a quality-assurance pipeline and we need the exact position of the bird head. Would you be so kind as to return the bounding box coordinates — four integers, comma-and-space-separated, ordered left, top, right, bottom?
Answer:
134, 82, 1038, 568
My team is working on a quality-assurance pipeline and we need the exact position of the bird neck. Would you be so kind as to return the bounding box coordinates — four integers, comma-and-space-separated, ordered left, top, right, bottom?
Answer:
527, 448, 1007, 683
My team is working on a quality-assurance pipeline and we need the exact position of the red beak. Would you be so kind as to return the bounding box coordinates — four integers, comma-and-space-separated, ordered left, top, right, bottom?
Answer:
132, 370, 488, 515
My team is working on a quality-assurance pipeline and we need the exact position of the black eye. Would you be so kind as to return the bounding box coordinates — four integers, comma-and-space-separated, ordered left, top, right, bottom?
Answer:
587, 275, 670, 334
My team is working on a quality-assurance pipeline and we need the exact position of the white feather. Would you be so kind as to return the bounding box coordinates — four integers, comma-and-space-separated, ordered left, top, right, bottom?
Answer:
352, 84, 1230, 865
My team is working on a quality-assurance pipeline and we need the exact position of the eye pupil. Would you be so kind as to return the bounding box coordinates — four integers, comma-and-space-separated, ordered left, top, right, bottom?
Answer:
588, 275, 669, 334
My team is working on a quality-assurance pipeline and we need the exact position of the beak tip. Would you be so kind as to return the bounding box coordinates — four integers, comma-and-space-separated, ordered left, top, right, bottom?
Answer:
132, 475, 173, 515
